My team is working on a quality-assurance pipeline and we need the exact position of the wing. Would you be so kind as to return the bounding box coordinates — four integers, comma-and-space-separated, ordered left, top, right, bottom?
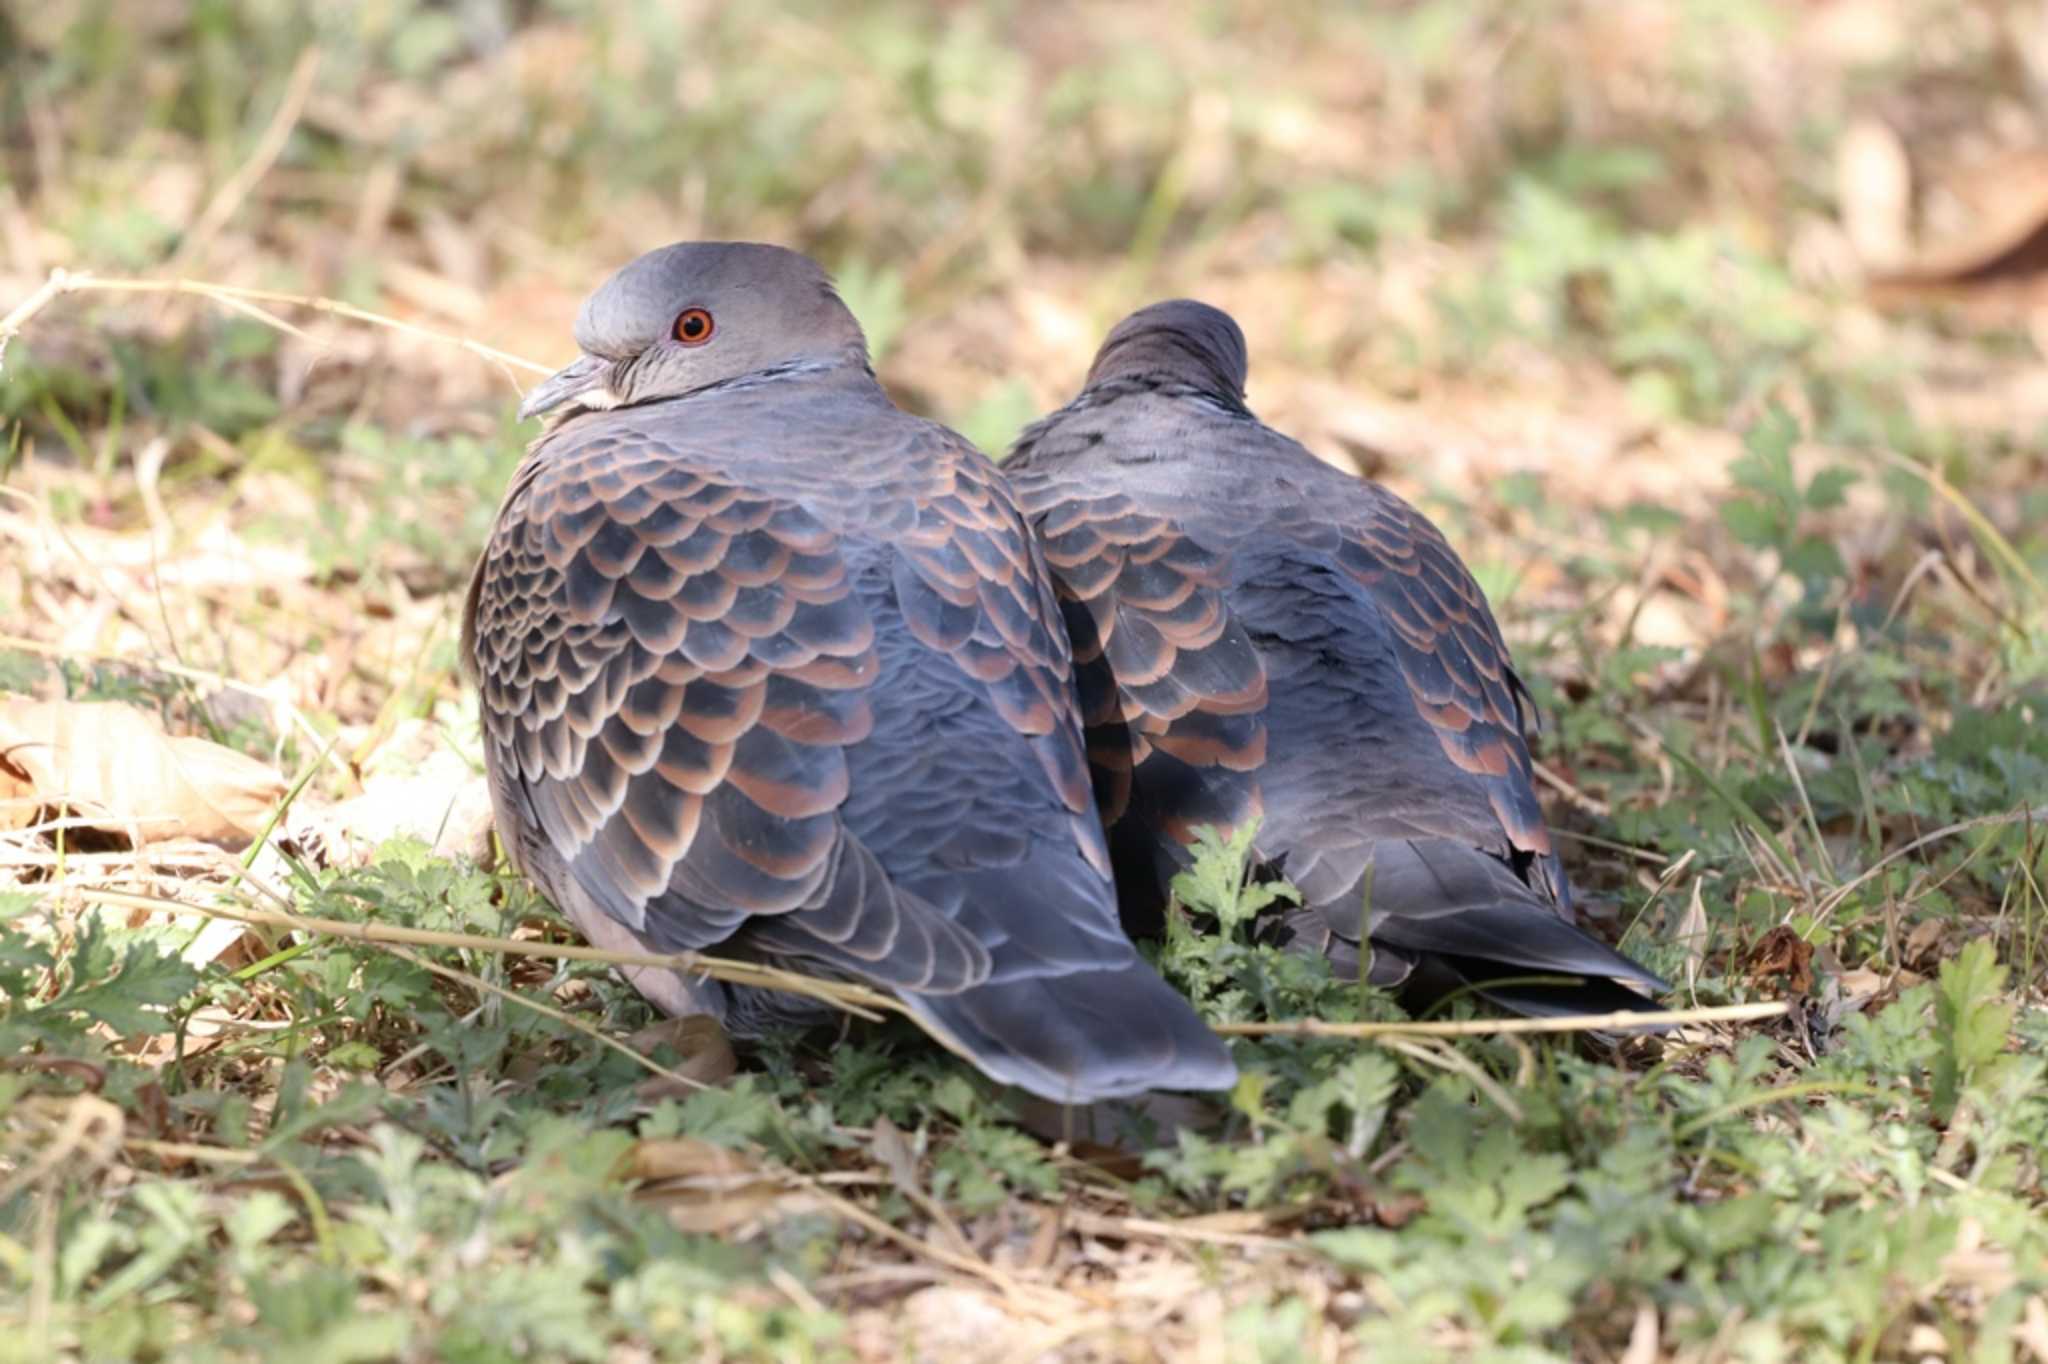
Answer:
1013, 473, 1267, 933
1323, 487, 1569, 910
464, 426, 989, 992
880, 436, 1108, 880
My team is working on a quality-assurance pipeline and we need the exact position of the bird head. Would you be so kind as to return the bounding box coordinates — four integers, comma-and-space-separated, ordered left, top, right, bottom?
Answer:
518, 242, 870, 422
1081, 299, 1249, 402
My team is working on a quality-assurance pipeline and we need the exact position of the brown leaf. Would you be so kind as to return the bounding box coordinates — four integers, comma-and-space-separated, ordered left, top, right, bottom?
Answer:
1372, 1191, 1427, 1229
1674, 878, 1712, 991
870, 1116, 923, 1195
627, 1013, 738, 1101
1744, 925, 1815, 996
0, 697, 287, 846
1869, 147, 2048, 296
1904, 917, 1949, 971
621, 1136, 756, 1183
620, 1136, 801, 1234
1834, 966, 1890, 1008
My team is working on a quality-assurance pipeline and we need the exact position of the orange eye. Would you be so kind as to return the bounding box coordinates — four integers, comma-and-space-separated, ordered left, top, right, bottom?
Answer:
673, 308, 714, 345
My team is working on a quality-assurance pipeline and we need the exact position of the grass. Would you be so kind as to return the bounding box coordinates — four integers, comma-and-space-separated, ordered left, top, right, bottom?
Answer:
4, 0, 2048, 1358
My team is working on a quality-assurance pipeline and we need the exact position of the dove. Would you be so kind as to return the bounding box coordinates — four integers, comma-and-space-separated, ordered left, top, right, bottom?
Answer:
1005, 299, 1667, 1017
464, 246, 1235, 1101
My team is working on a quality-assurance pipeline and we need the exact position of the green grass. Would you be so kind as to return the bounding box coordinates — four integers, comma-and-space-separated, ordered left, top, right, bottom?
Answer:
4, 1, 2048, 1359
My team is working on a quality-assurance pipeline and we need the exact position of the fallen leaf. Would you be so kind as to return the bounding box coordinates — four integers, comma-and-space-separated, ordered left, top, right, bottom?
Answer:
287, 748, 494, 867
626, 1013, 737, 1100
1745, 925, 1815, 996
1372, 1191, 1427, 1229
1675, 878, 1712, 990
621, 1136, 756, 1183
871, 1116, 923, 1195
1870, 146, 2048, 299
619, 1136, 803, 1234
1904, 917, 1949, 969
1834, 967, 1890, 1007
0, 697, 287, 846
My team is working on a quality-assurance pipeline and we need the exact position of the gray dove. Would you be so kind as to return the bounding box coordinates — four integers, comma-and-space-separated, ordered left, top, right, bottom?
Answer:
1005, 300, 1667, 1017
463, 246, 1236, 1101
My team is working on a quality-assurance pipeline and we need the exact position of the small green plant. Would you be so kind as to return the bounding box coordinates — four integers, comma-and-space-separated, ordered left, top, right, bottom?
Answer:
1721, 401, 1857, 628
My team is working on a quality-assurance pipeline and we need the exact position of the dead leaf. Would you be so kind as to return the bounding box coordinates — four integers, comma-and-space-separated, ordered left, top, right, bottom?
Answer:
1904, 917, 1949, 969
1834, 967, 1890, 1007
1372, 1191, 1427, 1229
621, 1136, 756, 1183
1745, 925, 1815, 996
1870, 147, 2048, 298
0, 697, 287, 846
626, 1013, 737, 1101
1675, 878, 1712, 990
1940, 1217, 2015, 1296
871, 1116, 923, 1195
620, 1136, 802, 1234
899, 1287, 1026, 1361
287, 745, 494, 868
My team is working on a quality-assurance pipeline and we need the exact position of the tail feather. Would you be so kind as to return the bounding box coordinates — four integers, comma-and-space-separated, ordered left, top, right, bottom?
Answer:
1408, 952, 1669, 1020
904, 962, 1237, 1104
1282, 837, 1668, 1019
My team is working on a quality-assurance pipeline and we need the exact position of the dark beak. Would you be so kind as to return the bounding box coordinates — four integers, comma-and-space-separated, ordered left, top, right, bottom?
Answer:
518, 353, 613, 421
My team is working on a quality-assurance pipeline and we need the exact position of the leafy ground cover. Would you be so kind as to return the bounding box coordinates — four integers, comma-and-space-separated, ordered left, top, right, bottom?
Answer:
3, 2, 2048, 1359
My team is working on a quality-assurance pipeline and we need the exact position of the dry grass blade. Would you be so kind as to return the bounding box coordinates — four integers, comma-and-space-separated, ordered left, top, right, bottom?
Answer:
383, 942, 721, 1095
72, 887, 1790, 1046
0, 269, 550, 385
1811, 804, 2048, 928
74, 886, 902, 1022
1209, 1000, 1790, 1039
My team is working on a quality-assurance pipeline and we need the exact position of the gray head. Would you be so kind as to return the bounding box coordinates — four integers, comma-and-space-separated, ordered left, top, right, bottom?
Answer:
518, 242, 869, 421
1081, 299, 1249, 401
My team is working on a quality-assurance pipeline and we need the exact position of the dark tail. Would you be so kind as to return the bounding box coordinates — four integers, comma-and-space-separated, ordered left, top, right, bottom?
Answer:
1290, 837, 1668, 1019
903, 961, 1237, 1104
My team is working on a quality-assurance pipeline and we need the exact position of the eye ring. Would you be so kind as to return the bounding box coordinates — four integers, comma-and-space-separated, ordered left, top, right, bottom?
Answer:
673, 308, 715, 346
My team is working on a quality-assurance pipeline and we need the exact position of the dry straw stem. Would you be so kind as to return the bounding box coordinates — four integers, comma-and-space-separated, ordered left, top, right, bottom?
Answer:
1210, 1000, 1790, 1038
0, 268, 551, 386
83, 884, 1788, 1044
77, 886, 903, 1023
1809, 802, 2048, 928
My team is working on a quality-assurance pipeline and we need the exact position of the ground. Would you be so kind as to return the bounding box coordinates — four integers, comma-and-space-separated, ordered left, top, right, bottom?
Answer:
3, 2, 2048, 1360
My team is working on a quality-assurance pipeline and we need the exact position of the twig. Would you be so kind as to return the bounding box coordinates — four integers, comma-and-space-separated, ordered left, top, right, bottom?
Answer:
795, 1178, 1064, 1313
0, 270, 72, 370
73, 886, 900, 1022
1810, 804, 2048, 928
0, 269, 550, 386
1210, 1000, 1789, 1038
1062, 1208, 1304, 1251
1380, 1034, 1524, 1122
384, 941, 717, 1094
